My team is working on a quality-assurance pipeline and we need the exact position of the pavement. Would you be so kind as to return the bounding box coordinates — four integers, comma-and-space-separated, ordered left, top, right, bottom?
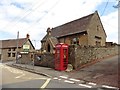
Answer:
4, 55, 119, 89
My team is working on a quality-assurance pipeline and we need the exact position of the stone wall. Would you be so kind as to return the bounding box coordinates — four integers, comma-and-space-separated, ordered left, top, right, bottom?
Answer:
69, 45, 118, 69
34, 53, 55, 68
17, 54, 32, 64
34, 45, 118, 70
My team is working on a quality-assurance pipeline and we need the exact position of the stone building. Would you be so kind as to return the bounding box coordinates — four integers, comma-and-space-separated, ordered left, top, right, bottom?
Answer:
41, 11, 107, 53
0, 34, 35, 62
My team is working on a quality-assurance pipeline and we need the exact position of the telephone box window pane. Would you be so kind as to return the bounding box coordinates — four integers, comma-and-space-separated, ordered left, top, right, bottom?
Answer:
63, 49, 67, 59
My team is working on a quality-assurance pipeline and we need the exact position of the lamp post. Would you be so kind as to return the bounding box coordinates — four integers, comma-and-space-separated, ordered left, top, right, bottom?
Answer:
16, 31, 19, 63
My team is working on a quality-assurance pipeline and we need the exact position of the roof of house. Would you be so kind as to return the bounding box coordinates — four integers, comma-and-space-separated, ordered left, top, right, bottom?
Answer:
51, 12, 94, 38
41, 11, 106, 42
1, 38, 35, 49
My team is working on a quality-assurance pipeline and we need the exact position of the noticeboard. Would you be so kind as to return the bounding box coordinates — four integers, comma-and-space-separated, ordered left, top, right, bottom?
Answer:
23, 45, 30, 52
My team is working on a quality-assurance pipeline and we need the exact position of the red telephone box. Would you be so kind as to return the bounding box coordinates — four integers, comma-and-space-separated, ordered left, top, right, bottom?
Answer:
55, 43, 68, 71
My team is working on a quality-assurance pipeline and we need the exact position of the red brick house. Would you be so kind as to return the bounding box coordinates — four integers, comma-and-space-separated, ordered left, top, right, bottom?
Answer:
41, 11, 107, 53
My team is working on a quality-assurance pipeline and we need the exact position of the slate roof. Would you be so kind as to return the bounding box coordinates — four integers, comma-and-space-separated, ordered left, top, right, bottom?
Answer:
1, 38, 35, 49
51, 13, 94, 38
41, 11, 106, 42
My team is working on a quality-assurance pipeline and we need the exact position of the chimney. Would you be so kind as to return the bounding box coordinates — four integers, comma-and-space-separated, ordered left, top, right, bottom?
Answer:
26, 34, 30, 39
47, 27, 51, 36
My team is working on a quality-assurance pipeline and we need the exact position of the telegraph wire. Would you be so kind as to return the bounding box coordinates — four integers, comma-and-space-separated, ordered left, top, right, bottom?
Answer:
36, 0, 60, 23
2, 0, 48, 30
28, 0, 60, 49
24, 0, 60, 31
13, 0, 48, 22
101, 0, 109, 16
32, 40, 41, 48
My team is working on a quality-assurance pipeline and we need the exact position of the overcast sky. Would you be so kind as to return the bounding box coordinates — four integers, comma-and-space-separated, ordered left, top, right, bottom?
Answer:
0, 0, 118, 49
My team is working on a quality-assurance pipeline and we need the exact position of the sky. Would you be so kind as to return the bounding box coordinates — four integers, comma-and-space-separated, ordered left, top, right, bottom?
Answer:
0, 0, 118, 49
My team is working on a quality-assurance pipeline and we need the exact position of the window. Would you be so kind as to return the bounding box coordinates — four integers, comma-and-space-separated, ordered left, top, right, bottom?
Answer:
8, 53, 11, 57
95, 36, 101, 39
12, 53, 15, 57
63, 49, 67, 60
72, 38, 79, 45
47, 44, 51, 52
8, 48, 11, 51
97, 26, 99, 31
13, 48, 16, 51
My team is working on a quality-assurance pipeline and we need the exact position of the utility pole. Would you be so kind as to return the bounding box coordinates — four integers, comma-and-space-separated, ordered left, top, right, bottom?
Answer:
16, 31, 19, 63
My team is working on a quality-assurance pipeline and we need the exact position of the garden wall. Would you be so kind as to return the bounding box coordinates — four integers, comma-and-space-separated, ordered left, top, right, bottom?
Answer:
68, 45, 118, 69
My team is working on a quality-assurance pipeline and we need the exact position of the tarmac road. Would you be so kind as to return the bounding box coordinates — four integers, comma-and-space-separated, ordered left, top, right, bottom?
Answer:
68, 55, 119, 88
0, 55, 119, 89
1, 64, 49, 89
1, 64, 93, 89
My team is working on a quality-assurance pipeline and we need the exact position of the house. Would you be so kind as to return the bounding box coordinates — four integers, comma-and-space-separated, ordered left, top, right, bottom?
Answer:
0, 34, 35, 62
41, 11, 107, 53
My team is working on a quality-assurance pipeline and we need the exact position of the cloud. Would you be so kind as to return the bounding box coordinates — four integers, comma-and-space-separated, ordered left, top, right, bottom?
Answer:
0, 0, 118, 49
101, 10, 118, 43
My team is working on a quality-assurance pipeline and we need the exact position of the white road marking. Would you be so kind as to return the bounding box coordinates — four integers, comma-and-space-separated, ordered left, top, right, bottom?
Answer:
64, 80, 75, 84
4, 65, 23, 74
58, 79, 61, 80
41, 78, 51, 89
69, 78, 80, 82
88, 82, 96, 86
102, 85, 119, 89
53, 77, 58, 80
15, 73, 25, 79
23, 77, 48, 80
2, 65, 26, 79
59, 76, 68, 79
79, 84, 92, 88
0, 64, 4, 68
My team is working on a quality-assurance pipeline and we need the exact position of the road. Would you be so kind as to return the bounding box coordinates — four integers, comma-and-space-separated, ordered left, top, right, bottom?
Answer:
0, 55, 119, 89
1, 64, 50, 89
67, 55, 119, 88
1, 64, 90, 89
